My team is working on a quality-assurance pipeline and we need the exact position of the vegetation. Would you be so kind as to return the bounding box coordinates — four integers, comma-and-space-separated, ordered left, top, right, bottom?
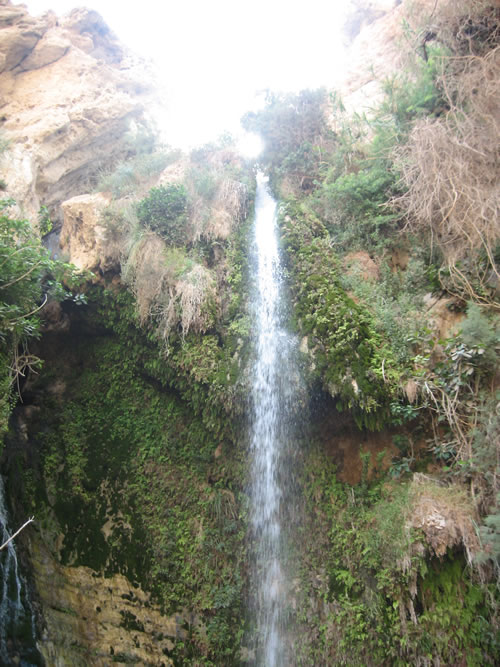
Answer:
280, 201, 403, 429
242, 88, 335, 194
1, 0, 498, 663
0, 199, 85, 439
8, 299, 248, 663
2, 132, 255, 661
136, 183, 188, 245
295, 448, 498, 665
246, 1, 499, 663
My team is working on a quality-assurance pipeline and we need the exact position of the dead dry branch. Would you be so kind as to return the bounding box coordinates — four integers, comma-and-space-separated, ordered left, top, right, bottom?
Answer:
431, 0, 500, 57
395, 47, 500, 307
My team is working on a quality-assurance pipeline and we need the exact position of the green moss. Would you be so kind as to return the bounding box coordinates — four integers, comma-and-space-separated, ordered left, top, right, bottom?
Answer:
7, 284, 249, 663
279, 202, 403, 429
294, 444, 499, 665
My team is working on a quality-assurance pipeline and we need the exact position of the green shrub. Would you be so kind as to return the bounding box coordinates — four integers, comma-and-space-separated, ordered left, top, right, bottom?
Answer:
0, 199, 84, 436
459, 302, 499, 370
279, 202, 403, 428
310, 163, 401, 253
136, 184, 188, 245
477, 492, 500, 566
241, 88, 335, 193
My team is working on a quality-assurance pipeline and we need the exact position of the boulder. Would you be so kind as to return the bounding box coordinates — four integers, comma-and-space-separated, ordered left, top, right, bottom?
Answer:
60, 192, 115, 273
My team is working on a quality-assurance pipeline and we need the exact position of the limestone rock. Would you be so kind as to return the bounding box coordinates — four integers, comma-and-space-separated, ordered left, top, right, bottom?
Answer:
408, 475, 480, 561
423, 293, 464, 340
31, 537, 178, 665
330, 0, 439, 116
60, 192, 116, 273
18, 32, 70, 71
0, 1, 156, 221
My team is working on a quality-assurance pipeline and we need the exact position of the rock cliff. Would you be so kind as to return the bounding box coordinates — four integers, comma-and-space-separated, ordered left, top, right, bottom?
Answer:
1, 0, 497, 664
334, 0, 439, 113
0, 0, 156, 222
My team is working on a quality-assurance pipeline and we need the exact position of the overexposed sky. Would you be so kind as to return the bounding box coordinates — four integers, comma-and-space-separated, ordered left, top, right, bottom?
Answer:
23, 0, 351, 150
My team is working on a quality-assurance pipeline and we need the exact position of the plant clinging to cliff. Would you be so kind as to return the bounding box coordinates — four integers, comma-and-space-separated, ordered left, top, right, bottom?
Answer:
123, 233, 215, 347
0, 200, 85, 436
395, 47, 500, 308
136, 184, 188, 245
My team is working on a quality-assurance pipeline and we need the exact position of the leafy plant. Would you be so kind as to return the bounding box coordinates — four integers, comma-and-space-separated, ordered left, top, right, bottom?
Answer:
242, 88, 335, 194
136, 184, 188, 245
38, 205, 53, 237
0, 199, 85, 436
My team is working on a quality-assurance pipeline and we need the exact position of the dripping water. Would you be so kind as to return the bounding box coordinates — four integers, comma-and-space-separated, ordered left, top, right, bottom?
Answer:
248, 174, 304, 665
0, 476, 40, 665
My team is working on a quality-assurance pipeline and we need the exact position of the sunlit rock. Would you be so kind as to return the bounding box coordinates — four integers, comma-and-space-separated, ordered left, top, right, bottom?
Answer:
60, 192, 115, 273
0, 1, 156, 220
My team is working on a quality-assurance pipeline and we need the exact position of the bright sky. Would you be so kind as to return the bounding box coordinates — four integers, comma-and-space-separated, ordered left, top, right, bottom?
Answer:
23, 0, 351, 152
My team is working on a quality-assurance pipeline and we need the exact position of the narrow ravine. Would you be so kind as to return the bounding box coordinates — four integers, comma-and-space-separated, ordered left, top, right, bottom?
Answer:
248, 174, 303, 665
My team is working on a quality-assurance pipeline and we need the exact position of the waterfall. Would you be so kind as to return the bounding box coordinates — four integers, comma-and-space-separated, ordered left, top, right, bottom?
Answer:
248, 174, 303, 665
0, 476, 39, 665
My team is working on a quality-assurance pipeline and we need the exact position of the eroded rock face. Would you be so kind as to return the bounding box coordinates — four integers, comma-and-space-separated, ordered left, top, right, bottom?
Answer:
31, 537, 178, 666
0, 0, 156, 221
60, 192, 116, 273
344, 251, 380, 282
331, 0, 438, 115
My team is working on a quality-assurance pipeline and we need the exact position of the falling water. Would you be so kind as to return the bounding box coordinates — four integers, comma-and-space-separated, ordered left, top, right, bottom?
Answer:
0, 476, 40, 665
248, 174, 303, 665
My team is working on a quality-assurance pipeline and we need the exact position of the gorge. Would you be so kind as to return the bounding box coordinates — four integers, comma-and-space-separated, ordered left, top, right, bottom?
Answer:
0, 0, 499, 665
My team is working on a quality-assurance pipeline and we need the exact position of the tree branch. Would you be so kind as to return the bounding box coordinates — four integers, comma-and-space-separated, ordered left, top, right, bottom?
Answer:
0, 516, 34, 551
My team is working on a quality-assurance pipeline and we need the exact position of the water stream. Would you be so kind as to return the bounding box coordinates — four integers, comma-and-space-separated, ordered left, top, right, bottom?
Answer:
0, 475, 40, 665
248, 174, 303, 665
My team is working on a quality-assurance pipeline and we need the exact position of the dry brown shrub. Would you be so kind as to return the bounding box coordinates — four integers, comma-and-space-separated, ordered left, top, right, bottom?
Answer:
122, 233, 175, 326
429, 0, 500, 57
185, 147, 249, 242
122, 232, 215, 346
188, 175, 249, 242
408, 474, 480, 564
202, 178, 249, 241
176, 263, 215, 338
402, 0, 499, 60
395, 46, 500, 307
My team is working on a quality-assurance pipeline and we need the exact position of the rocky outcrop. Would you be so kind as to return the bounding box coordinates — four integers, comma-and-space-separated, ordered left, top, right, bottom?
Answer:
0, 0, 156, 222
332, 0, 438, 114
31, 537, 179, 666
60, 192, 116, 273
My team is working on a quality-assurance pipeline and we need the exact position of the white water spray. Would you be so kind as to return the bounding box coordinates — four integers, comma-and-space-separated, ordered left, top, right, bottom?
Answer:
0, 475, 38, 664
248, 174, 303, 665
0, 475, 23, 660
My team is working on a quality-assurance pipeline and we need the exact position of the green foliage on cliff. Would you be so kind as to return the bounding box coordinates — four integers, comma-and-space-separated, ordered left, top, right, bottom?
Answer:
295, 447, 499, 665
2, 129, 255, 661
246, 2, 499, 661
11, 289, 248, 664
136, 184, 188, 245
242, 89, 335, 193
279, 202, 402, 429
0, 200, 85, 439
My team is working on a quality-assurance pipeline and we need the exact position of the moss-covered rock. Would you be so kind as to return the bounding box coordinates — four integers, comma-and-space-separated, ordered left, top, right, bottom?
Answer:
279, 201, 403, 429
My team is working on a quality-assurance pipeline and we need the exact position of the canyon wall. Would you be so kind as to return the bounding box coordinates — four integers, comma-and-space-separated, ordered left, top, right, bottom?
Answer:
0, 0, 156, 222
